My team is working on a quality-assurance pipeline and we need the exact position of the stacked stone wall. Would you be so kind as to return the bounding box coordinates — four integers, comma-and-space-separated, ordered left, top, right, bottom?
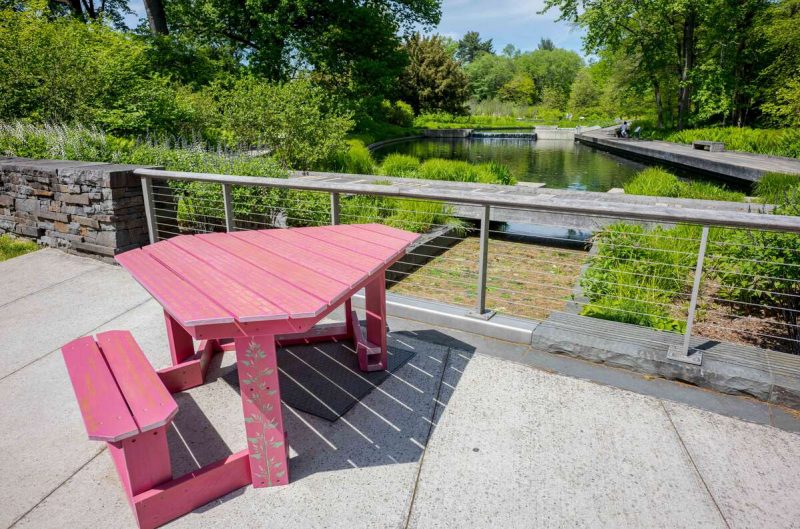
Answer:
0, 159, 152, 257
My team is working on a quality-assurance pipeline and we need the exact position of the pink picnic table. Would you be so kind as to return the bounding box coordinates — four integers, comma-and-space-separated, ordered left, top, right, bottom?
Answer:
115, 223, 419, 492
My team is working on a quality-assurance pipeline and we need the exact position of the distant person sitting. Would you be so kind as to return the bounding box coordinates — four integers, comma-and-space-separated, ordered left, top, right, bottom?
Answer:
619, 121, 629, 138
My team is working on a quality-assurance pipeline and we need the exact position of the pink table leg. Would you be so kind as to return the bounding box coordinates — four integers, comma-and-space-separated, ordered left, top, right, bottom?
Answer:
234, 334, 289, 487
363, 271, 388, 370
164, 311, 194, 365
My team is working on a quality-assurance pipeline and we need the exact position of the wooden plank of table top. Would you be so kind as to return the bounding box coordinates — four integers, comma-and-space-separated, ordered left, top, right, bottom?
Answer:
97, 330, 178, 432
116, 250, 234, 326
234, 230, 377, 286
330, 224, 419, 250
145, 241, 286, 322
171, 236, 329, 318
293, 226, 398, 262
352, 223, 421, 245
198, 232, 350, 306
61, 336, 140, 442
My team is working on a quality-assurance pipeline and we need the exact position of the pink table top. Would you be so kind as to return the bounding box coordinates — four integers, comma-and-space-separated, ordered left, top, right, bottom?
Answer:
116, 224, 419, 330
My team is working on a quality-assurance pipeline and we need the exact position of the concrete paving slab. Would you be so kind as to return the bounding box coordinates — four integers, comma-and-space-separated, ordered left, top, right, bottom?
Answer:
0, 264, 151, 379
13, 326, 451, 528
664, 401, 800, 529
0, 299, 169, 528
407, 354, 727, 529
0, 249, 100, 307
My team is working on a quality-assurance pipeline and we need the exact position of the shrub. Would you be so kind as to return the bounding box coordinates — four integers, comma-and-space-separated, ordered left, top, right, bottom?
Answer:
379, 154, 420, 177
380, 100, 415, 128
217, 77, 354, 169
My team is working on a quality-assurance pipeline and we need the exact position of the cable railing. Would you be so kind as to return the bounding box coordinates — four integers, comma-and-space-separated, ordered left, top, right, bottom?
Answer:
137, 167, 800, 362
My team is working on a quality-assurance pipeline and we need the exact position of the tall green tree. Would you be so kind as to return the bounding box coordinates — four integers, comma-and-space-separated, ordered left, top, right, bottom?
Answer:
398, 33, 469, 114
165, 0, 441, 100
760, 0, 800, 126
455, 30, 494, 63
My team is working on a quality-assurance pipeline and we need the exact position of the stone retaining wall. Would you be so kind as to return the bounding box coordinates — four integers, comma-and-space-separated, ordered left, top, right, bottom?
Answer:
0, 158, 153, 257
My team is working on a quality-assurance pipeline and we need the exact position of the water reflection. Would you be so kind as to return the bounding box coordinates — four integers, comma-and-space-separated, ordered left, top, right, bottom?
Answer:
372, 138, 647, 191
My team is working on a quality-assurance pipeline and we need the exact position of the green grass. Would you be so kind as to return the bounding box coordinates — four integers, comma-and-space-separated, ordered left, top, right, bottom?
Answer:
754, 172, 800, 204
378, 154, 420, 177
645, 126, 800, 159
623, 167, 745, 202
0, 235, 38, 261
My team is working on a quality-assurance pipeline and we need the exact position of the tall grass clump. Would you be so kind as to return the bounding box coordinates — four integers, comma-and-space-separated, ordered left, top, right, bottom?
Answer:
0, 234, 39, 261
379, 154, 420, 177
417, 158, 516, 184
332, 139, 375, 174
623, 167, 745, 202
648, 127, 800, 159
754, 172, 800, 204
581, 223, 701, 332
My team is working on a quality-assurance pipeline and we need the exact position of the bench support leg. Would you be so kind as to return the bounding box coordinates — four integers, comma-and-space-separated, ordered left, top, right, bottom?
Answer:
234, 334, 289, 488
109, 426, 172, 503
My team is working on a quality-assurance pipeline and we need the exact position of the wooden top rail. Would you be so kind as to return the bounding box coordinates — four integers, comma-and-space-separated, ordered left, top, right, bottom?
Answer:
134, 167, 800, 233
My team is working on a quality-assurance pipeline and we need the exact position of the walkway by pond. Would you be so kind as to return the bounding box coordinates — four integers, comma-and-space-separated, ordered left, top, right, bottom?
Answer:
577, 126, 800, 183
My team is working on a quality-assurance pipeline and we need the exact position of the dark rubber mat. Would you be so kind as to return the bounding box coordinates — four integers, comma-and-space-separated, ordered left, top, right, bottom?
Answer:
275, 341, 415, 421
213, 339, 413, 422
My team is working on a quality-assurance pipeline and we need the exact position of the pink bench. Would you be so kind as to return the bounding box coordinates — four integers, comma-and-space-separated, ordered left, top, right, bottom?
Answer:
62, 331, 250, 529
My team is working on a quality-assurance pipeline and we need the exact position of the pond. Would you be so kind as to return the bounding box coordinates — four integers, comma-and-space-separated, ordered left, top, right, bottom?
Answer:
372, 137, 647, 191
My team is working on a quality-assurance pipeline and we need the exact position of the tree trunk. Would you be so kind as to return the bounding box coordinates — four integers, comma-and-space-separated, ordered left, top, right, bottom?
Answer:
677, 10, 695, 130
653, 78, 664, 128
143, 0, 169, 35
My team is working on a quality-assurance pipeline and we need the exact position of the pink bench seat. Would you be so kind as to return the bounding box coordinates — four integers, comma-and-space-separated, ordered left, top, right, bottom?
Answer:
62, 331, 250, 529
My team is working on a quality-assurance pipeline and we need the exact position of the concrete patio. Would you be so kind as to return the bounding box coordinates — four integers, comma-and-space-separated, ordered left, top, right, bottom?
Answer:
2, 249, 800, 529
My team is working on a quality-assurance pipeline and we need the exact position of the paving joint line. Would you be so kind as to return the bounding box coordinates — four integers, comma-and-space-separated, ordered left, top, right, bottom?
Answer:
0, 297, 152, 383
660, 400, 732, 529
403, 346, 452, 529
0, 265, 101, 311
8, 446, 107, 528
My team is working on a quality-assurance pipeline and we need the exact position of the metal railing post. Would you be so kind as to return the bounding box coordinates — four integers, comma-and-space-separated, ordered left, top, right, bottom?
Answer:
469, 205, 495, 319
330, 192, 340, 225
668, 225, 710, 365
222, 183, 235, 232
141, 175, 158, 245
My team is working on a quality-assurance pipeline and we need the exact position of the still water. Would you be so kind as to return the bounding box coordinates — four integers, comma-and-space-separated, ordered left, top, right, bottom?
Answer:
372, 137, 648, 192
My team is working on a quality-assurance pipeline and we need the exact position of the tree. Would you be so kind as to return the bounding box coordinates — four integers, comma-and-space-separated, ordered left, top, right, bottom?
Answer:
543, 0, 773, 128
518, 48, 583, 105
398, 33, 469, 114
760, 0, 800, 126
455, 30, 494, 63
568, 68, 601, 111
464, 52, 516, 101
538, 37, 555, 51
143, 0, 168, 34
165, 0, 441, 100
498, 73, 536, 104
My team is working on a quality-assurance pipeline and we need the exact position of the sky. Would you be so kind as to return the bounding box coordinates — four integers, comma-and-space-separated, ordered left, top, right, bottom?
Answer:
430, 0, 586, 56
124, 0, 586, 57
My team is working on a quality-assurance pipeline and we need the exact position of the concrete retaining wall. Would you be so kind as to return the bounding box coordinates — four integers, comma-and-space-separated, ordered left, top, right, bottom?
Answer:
0, 158, 153, 257
423, 129, 473, 138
